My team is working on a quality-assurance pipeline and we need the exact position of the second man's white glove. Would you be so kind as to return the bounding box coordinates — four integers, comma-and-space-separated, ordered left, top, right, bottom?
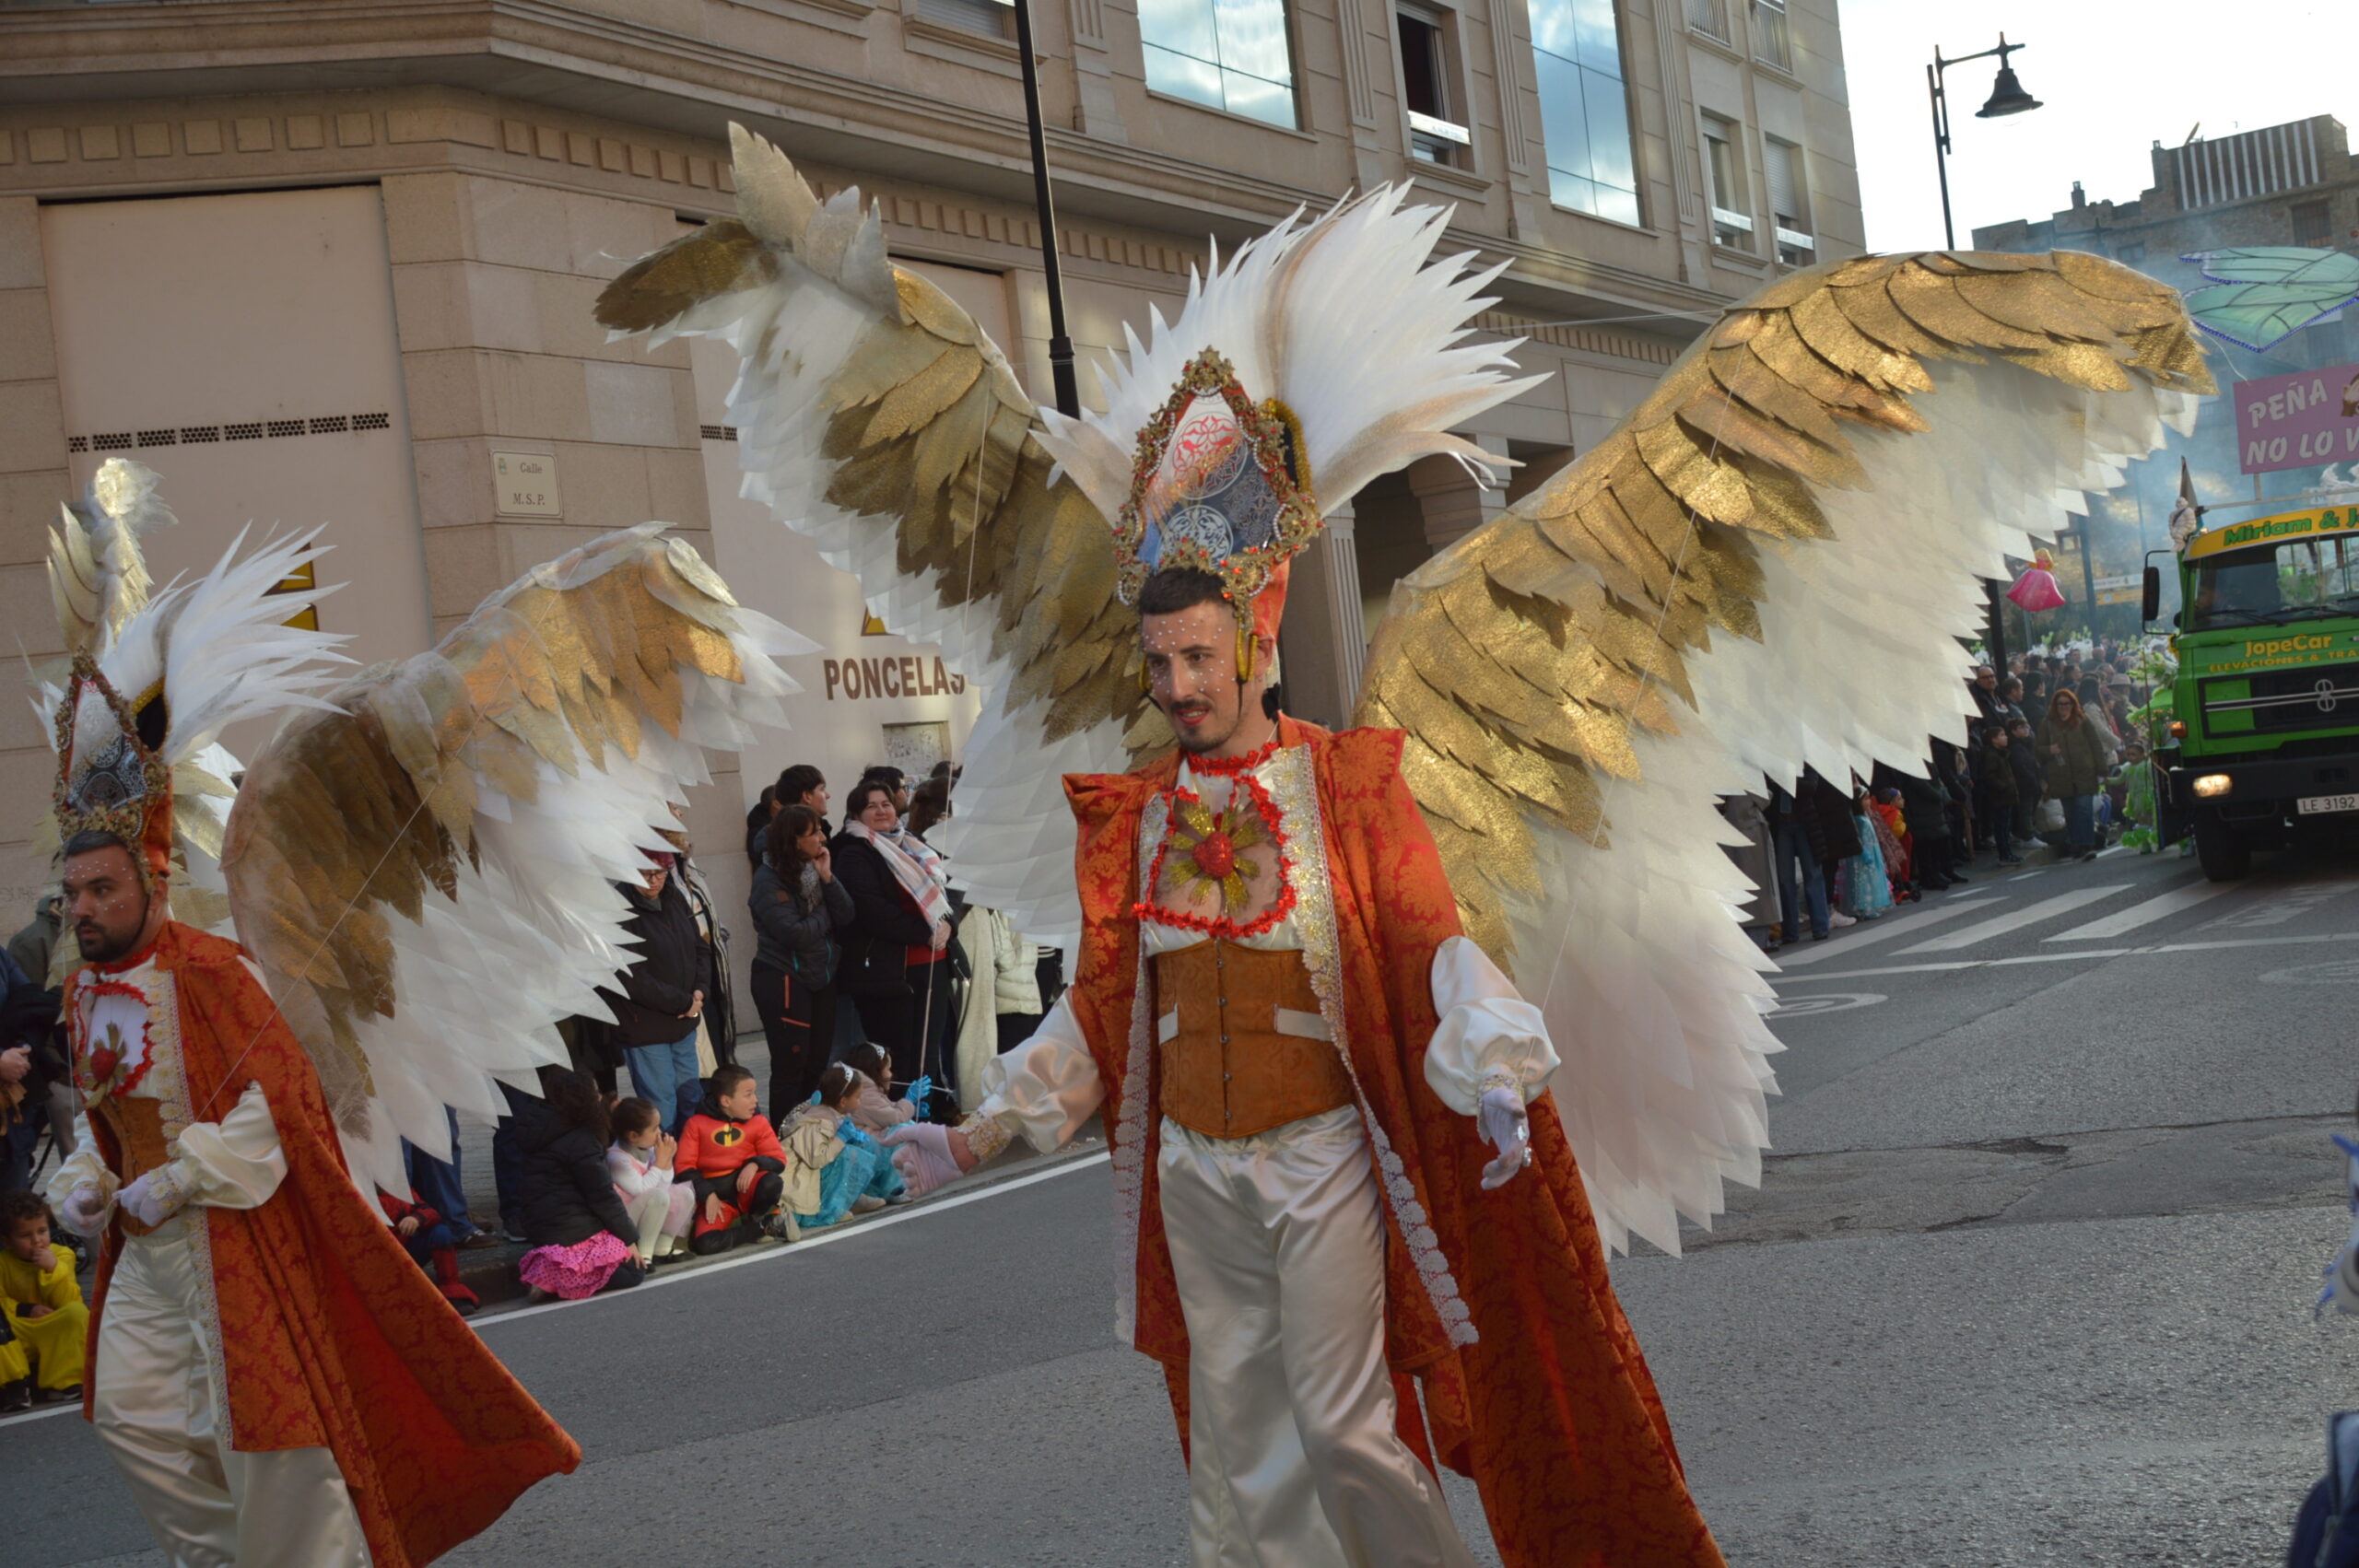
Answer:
60, 1184, 111, 1236
1477, 1084, 1532, 1190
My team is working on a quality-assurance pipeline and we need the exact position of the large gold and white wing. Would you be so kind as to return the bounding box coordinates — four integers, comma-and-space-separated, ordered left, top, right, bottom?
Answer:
220, 526, 813, 1199
1358, 252, 2212, 1256
595, 125, 1155, 952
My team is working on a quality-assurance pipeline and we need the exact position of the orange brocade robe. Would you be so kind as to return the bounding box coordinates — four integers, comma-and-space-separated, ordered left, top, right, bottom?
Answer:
1062, 717, 1725, 1568
78, 921, 580, 1566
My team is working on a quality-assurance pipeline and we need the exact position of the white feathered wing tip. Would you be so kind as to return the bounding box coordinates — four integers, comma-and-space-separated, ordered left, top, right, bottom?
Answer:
34, 526, 349, 933
1032, 186, 1545, 521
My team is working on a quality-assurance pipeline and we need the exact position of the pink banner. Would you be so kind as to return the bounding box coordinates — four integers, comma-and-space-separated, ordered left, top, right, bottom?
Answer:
2235, 361, 2359, 474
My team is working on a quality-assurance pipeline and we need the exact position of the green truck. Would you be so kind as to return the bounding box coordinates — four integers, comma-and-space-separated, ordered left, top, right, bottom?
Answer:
2156, 503, 2359, 880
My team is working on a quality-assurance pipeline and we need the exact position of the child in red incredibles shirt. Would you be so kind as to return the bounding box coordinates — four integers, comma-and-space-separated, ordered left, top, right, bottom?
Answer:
675, 1064, 793, 1252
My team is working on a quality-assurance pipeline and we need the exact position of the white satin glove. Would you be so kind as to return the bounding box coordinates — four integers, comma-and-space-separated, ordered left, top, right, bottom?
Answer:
1477, 1084, 1532, 1190
880, 1121, 964, 1197
119, 1168, 186, 1230
60, 1184, 111, 1237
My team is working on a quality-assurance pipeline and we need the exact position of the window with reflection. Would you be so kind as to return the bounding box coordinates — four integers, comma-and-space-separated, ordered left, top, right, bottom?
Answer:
1529, 0, 1639, 226
1140, 0, 1299, 128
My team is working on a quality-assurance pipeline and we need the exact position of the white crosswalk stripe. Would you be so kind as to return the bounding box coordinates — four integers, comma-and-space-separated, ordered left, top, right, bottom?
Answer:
2043, 879, 2235, 942
1774, 895, 2003, 966
1895, 886, 2128, 954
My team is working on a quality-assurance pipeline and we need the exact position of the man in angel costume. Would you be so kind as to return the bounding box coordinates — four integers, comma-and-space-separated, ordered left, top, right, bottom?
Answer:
38, 462, 813, 1564
600, 126, 2212, 1566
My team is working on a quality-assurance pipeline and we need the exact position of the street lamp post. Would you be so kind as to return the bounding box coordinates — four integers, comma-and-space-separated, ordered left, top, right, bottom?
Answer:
1010, 0, 1083, 419
1927, 32, 2043, 674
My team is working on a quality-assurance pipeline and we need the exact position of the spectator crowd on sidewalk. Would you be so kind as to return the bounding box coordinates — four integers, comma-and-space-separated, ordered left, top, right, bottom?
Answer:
1721, 640, 2167, 953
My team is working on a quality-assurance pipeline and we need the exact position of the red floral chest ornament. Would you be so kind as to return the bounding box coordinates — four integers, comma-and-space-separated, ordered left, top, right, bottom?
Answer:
1138, 768, 1298, 941
74, 975, 157, 1100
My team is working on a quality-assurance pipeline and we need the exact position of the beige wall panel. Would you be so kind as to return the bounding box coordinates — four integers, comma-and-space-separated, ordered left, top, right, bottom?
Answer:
41, 183, 435, 695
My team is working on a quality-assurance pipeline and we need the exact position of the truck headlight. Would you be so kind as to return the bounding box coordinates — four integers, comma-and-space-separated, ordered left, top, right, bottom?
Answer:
2193, 773, 2233, 798
2169, 720, 2187, 739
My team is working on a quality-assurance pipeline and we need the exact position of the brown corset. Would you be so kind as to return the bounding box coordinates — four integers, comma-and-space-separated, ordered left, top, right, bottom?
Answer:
90, 1094, 170, 1236
1152, 940, 1354, 1140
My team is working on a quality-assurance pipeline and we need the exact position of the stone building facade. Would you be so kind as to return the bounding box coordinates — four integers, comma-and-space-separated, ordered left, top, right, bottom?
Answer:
0, 0, 1862, 953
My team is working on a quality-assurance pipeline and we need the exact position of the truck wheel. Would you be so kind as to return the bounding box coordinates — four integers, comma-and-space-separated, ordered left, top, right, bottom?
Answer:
2193, 812, 2251, 882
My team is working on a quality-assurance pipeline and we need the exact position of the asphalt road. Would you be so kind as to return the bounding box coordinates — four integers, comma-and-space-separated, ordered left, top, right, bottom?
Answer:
10, 837, 2359, 1567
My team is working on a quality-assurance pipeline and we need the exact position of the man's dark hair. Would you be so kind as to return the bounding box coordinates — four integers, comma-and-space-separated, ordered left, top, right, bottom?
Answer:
774, 764, 824, 806
1137, 567, 1229, 618
62, 829, 133, 861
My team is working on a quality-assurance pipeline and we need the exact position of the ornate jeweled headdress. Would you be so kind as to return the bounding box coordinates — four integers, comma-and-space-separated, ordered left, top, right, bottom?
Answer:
53, 654, 175, 889
1034, 188, 1539, 673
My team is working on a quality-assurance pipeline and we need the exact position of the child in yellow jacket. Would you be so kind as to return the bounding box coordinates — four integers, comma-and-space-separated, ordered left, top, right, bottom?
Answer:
0, 1190, 87, 1407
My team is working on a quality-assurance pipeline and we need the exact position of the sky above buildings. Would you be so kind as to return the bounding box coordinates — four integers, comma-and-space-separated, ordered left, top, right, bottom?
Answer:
1841, 0, 2345, 252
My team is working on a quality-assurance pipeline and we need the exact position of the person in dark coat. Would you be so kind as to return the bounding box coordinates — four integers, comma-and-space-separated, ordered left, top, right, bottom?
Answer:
1766, 777, 1851, 944
833, 779, 953, 1089
511, 1069, 644, 1301
750, 804, 855, 1117
597, 859, 707, 1136
0, 949, 61, 1194
1977, 727, 2025, 865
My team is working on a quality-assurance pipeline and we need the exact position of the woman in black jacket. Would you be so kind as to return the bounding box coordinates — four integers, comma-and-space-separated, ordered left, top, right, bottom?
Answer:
596, 860, 707, 1135
512, 1069, 644, 1301
832, 780, 953, 1090
750, 804, 855, 1117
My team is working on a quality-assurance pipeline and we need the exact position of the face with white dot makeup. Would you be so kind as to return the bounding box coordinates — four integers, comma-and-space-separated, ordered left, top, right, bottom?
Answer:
1140, 593, 1277, 762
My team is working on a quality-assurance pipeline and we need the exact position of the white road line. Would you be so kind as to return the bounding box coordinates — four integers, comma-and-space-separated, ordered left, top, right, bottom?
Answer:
1773, 895, 2002, 966
1896, 886, 2129, 954
1768, 926, 2359, 984
2044, 879, 2235, 941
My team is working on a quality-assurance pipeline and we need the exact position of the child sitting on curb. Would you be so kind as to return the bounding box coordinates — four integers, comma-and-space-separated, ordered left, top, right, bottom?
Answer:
0, 1191, 86, 1408
676, 1065, 792, 1253
780, 1064, 908, 1230
607, 1096, 693, 1268
841, 1041, 921, 1135
378, 1188, 482, 1316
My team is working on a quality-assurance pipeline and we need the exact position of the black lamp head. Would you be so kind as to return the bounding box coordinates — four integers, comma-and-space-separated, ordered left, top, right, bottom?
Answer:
1977, 61, 2041, 119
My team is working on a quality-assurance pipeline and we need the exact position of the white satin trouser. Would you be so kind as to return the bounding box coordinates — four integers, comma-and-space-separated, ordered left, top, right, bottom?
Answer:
1157, 1106, 1475, 1568
93, 1222, 370, 1568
